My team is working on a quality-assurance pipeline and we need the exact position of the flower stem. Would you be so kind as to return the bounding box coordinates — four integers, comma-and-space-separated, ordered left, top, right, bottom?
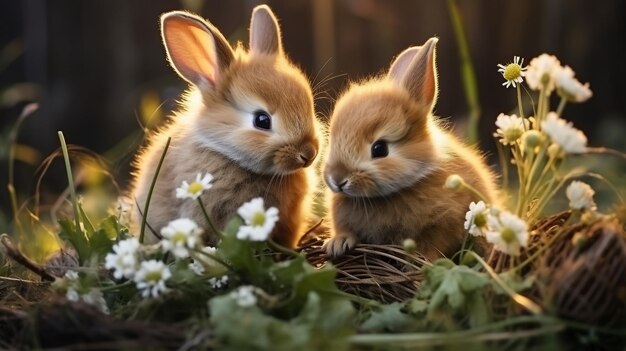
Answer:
556, 97, 567, 116
139, 137, 171, 244
58, 132, 83, 236
267, 238, 300, 258
197, 197, 221, 238
460, 180, 489, 203
193, 249, 233, 271
469, 251, 542, 315
516, 85, 525, 120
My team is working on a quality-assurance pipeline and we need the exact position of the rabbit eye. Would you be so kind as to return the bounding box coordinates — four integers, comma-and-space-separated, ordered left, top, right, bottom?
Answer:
371, 140, 389, 158
253, 110, 272, 130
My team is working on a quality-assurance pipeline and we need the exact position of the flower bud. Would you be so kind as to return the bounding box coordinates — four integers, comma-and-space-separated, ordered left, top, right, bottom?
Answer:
403, 238, 417, 253
547, 143, 563, 159
522, 130, 543, 149
444, 174, 464, 190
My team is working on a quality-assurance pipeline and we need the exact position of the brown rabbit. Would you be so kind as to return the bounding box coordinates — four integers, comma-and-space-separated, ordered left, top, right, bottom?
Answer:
323, 38, 497, 261
131, 5, 320, 248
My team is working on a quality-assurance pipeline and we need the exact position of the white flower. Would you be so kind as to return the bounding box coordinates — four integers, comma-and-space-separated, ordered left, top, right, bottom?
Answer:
554, 65, 592, 103
189, 246, 218, 275
464, 201, 489, 237
497, 56, 527, 88
105, 238, 140, 280
208, 275, 229, 289
486, 211, 529, 256
64, 270, 79, 281
566, 181, 596, 211
176, 173, 214, 200
236, 198, 279, 241
134, 260, 171, 298
231, 285, 257, 307
81, 289, 110, 314
160, 218, 203, 259
494, 113, 529, 145
541, 112, 587, 154
526, 54, 561, 93
66, 287, 80, 302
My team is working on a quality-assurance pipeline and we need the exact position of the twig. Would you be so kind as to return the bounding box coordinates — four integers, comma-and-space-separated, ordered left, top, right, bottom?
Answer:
1, 234, 55, 282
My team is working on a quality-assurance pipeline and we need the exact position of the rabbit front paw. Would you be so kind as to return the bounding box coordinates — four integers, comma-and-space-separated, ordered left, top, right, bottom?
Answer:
324, 233, 358, 258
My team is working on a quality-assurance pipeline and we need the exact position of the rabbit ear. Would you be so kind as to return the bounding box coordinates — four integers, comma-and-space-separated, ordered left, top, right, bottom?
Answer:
249, 5, 283, 55
161, 11, 234, 87
388, 46, 421, 82
389, 38, 439, 109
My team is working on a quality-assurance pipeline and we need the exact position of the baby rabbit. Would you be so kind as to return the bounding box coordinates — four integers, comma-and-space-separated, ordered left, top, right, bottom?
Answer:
324, 38, 496, 261
131, 5, 320, 248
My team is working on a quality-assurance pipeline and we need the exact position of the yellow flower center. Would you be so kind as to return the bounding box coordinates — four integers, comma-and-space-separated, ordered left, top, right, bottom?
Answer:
503, 64, 522, 81
501, 228, 516, 243
171, 231, 187, 245
188, 182, 204, 195
474, 214, 487, 228
251, 212, 266, 227
504, 128, 523, 142
145, 271, 162, 282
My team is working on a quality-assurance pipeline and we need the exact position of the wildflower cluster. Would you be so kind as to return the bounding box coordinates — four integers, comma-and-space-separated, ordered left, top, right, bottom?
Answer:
494, 53, 594, 222
59, 172, 279, 305
448, 53, 599, 257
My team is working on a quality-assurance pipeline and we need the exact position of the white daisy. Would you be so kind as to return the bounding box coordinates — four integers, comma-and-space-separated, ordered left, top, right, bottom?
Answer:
176, 173, 214, 200
566, 181, 596, 211
189, 246, 218, 275
541, 112, 587, 154
236, 198, 279, 241
133, 260, 171, 298
160, 218, 203, 259
494, 113, 529, 145
486, 211, 529, 256
66, 287, 80, 302
554, 65, 592, 103
526, 54, 561, 93
64, 270, 79, 281
464, 201, 489, 237
497, 56, 527, 88
208, 275, 229, 289
231, 285, 257, 307
81, 288, 110, 314
104, 238, 140, 280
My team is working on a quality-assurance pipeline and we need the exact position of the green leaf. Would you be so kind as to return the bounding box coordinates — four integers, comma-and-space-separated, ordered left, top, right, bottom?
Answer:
58, 219, 90, 265
78, 203, 95, 235
494, 271, 535, 294
360, 302, 414, 332
89, 228, 114, 261
424, 261, 489, 317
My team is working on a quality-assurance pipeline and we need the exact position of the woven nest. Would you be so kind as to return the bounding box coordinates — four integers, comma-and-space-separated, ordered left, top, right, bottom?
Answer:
488, 212, 626, 324
536, 216, 626, 324
299, 231, 428, 303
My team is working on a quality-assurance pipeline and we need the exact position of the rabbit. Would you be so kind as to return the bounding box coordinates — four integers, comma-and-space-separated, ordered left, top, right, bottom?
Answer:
130, 5, 320, 248
323, 38, 497, 261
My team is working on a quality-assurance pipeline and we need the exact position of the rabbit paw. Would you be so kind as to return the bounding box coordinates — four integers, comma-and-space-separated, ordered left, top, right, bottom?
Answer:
324, 233, 358, 258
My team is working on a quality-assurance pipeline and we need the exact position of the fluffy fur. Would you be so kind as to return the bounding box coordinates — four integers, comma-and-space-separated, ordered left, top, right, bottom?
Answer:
131, 6, 320, 248
324, 38, 497, 260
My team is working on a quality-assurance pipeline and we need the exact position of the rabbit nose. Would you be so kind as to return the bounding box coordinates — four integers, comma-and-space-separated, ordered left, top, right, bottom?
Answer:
298, 142, 317, 168
336, 179, 348, 191
327, 174, 348, 193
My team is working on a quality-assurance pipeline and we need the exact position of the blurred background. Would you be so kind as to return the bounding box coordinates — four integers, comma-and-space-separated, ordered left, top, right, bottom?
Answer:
1, 0, 625, 231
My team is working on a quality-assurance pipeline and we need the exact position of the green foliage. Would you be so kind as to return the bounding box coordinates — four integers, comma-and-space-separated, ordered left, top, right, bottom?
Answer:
58, 204, 126, 265
209, 218, 356, 349
420, 258, 490, 327
210, 291, 353, 351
